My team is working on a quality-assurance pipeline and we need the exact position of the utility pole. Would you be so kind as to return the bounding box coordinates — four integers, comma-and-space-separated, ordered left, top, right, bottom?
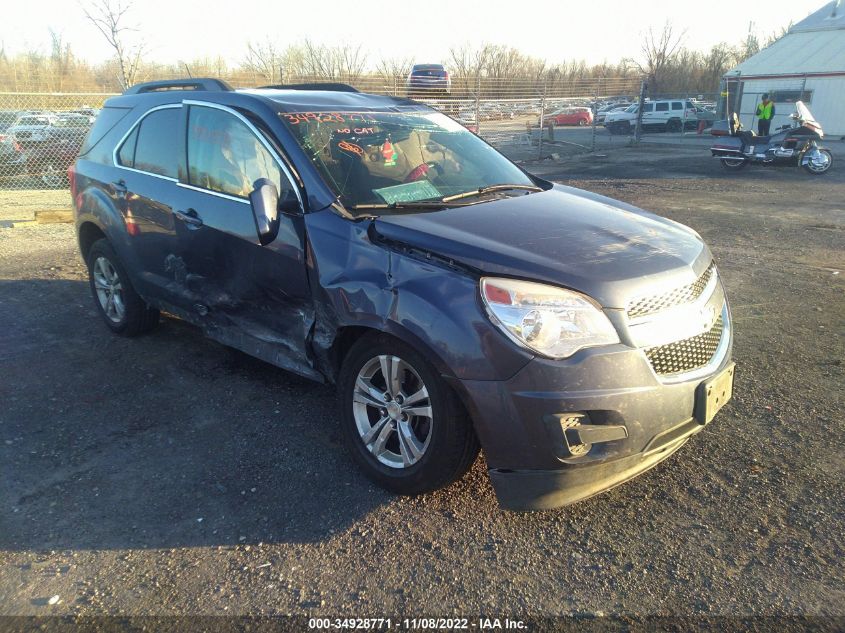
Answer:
634, 79, 648, 143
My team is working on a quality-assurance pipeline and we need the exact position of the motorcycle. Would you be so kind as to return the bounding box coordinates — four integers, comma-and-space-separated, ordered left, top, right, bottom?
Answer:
710, 101, 832, 175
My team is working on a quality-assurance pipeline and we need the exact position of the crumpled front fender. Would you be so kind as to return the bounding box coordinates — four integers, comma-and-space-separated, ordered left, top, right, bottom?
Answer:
304, 209, 533, 383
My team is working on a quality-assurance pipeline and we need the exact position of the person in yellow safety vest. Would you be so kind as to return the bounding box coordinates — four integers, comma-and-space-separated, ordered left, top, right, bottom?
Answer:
756, 93, 775, 136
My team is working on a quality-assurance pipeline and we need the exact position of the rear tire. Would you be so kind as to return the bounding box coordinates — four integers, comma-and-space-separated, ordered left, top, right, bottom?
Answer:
338, 333, 480, 496
666, 119, 683, 133
720, 157, 747, 171
87, 238, 159, 336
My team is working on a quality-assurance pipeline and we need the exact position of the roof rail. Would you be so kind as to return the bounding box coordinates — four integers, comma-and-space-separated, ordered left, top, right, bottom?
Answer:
123, 78, 234, 95
258, 82, 360, 93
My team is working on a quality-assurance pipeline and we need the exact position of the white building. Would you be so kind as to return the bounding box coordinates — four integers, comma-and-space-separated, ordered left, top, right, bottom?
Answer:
724, 0, 845, 136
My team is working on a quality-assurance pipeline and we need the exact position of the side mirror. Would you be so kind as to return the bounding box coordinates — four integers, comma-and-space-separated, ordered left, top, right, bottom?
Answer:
249, 178, 280, 245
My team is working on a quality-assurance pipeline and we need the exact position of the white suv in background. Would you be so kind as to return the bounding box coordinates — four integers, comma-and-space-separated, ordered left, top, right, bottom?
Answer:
604, 99, 700, 135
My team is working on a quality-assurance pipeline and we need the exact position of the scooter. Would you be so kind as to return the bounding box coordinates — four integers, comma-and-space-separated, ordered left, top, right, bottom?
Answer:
710, 101, 832, 175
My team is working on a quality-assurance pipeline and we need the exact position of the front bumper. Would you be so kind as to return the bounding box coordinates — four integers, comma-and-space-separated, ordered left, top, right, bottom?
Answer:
452, 321, 733, 511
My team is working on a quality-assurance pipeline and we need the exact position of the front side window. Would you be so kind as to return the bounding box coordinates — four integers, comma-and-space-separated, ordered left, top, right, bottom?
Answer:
187, 106, 282, 198
642, 104, 654, 113
130, 108, 180, 178
671, 102, 684, 110
280, 110, 534, 209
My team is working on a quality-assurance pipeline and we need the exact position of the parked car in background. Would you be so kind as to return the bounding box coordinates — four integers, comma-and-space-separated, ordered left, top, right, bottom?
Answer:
407, 64, 451, 97
605, 100, 700, 134
0, 135, 27, 177
50, 114, 93, 141
69, 107, 100, 123
542, 107, 593, 127
0, 110, 19, 133
8, 114, 56, 144
595, 103, 632, 125
26, 116, 89, 187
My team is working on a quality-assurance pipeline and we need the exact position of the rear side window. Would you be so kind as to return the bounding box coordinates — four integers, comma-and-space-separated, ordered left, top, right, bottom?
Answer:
80, 106, 130, 155
656, 102, 669, 112
131, 108, 181, 178
117, 127, 139, 167
671, 102, 683, 110
187, 105, 283, 198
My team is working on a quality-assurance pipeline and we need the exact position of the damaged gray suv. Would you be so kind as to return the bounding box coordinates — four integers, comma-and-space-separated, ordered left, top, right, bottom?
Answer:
71, 79, 734, 510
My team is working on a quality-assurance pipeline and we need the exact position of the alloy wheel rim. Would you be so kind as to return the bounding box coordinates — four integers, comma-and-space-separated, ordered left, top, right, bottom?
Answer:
352, 354, 433, 468
808, 152, 831, 173
93, 256, 125, 323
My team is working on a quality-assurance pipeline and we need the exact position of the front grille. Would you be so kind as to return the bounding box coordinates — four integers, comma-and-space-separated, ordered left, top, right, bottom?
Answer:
627, 263, 716, 319
644, 315, 724, 376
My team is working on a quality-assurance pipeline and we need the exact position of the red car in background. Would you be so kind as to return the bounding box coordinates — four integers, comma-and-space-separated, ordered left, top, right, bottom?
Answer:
544, 107, 593, 126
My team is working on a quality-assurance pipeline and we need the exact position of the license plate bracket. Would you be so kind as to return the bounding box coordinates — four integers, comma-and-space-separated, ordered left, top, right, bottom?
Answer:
695, 362, 735, 425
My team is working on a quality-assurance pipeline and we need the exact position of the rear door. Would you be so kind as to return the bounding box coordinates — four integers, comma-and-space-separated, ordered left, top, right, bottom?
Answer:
168, 100, 317, 378
112, 104, 186, 305
653, 101, 670, 124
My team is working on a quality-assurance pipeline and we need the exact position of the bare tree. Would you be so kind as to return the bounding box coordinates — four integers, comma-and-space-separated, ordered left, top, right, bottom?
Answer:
243, 40, 285, 84
627, 22, 685, 94
81, 0, 145, 89
48, 29, 76, 90
296, 40, 367, 80
375, 55, 414, 92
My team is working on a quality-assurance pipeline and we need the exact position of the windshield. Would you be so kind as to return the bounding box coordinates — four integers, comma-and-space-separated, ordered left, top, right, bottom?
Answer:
279, 110, 535, 209
796, 101, 816, 122
625, 104, 639, 113
18, 117, 49, 126
54, 117, 89, 128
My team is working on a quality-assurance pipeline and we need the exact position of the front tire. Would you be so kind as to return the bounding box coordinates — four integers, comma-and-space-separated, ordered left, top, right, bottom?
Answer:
803, 149, 832, 175
338, 334, 479, 495
87, 239, 159, 336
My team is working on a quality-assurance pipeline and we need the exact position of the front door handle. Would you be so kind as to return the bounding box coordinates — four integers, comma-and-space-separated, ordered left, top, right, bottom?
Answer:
173, 208, 203, 228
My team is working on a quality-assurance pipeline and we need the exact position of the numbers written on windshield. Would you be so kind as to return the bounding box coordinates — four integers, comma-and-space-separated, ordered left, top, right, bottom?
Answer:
282, 112, 377, 125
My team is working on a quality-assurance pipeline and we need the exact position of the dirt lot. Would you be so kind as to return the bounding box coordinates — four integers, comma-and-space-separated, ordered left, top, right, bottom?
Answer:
0, 145, 843, 625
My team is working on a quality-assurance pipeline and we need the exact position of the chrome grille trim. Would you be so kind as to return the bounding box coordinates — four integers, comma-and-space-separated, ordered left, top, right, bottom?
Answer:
644, 303, 731, 383
627, 262, 716, 319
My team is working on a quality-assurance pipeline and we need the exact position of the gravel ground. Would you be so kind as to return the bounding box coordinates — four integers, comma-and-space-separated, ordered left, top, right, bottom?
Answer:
0, 146, 843, 625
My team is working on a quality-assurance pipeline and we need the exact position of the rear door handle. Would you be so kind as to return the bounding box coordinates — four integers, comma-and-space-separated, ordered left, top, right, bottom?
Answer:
111, 180, 127, 195
173, 208, 203, 228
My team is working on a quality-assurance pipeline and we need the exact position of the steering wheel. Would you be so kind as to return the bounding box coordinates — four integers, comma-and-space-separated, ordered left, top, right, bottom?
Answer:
404, 161, 444, 184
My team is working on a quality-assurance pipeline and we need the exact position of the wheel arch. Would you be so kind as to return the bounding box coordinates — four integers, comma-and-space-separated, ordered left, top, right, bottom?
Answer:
78, 221, 108, 261
323, 321, 456, 385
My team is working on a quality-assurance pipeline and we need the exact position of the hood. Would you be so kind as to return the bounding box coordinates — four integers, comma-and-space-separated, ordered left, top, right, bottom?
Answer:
372, 185, 709, 309
605, 111, 636, 122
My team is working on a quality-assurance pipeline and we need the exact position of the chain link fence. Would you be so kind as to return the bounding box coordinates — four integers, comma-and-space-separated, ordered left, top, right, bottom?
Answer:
0, 76, 721, 191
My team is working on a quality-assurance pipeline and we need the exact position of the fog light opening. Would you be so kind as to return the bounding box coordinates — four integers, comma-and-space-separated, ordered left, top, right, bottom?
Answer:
561, 414, 592, 458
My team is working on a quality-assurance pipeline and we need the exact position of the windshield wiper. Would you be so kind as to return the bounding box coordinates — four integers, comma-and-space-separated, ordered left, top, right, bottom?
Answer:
440, 184, 542, 203
350, 200, 460, 211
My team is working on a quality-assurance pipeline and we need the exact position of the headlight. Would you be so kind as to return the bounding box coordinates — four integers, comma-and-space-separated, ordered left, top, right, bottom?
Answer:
480, 277, 620, 359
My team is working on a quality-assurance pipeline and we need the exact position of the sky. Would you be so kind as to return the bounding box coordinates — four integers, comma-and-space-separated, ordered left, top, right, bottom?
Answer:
0, 0, 830, 68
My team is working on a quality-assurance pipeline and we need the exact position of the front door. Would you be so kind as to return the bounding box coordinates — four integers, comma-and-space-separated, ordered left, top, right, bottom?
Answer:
169, 101, 318, 379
